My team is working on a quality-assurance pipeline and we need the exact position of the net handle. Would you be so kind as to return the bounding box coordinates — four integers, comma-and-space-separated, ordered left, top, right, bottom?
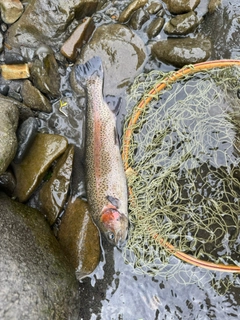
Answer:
122, 59, 240, 273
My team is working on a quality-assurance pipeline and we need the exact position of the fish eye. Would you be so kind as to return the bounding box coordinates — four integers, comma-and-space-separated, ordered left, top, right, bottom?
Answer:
108, 232, 115, 241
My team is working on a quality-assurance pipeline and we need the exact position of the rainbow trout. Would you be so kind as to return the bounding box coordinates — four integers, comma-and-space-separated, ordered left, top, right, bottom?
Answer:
74, 56, 128, 247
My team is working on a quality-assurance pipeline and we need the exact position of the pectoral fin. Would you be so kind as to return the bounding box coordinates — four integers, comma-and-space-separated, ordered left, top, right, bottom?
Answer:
106, 195, 120, 208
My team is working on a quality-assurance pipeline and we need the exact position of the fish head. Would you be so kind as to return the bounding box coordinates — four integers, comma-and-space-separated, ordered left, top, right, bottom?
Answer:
100, 207, 128, 248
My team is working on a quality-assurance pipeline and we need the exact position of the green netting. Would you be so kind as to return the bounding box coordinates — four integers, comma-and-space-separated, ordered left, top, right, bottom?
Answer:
122, 65, 240, 283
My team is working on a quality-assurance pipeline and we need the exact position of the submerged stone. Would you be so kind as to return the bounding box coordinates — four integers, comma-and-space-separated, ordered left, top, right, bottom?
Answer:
0, 192, 80, 319
58, 197, 101, 280
12, 133, 68, 202
39, 144, 74, 225
0, 96, 19, 174
22, 79, 52, 112
152, 36, 212, 67
72, 24, 147, 97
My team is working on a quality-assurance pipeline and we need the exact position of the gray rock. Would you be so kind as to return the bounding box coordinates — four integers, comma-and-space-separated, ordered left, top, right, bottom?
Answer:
71, 24, 147, 97
152, 36, 212, 67
0, 96, 19, 175
0, 192, 80, 319
164, 11, 200, 35
5, 0, 98, 54
0, 171, 15, 195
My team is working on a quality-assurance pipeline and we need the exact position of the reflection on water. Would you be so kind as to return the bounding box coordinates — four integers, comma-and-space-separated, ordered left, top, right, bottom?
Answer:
79, 239, 240, 319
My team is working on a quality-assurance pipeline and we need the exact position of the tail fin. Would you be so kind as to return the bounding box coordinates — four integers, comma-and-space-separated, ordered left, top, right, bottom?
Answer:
74, 56, 103, 86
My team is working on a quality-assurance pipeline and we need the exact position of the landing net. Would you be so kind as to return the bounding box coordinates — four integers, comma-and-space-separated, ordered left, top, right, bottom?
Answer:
122, 61, 240, 285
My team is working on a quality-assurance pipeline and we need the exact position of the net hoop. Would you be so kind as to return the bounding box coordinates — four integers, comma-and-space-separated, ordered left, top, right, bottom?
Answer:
122, 59, 240, 273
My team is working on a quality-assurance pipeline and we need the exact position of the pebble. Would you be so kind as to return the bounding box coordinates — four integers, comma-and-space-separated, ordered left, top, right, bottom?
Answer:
14, 117, 39, 164
0, 84, 9, 96
0, 170, 16, 195
147, 16, 165, 38
147, 2, 163, 15
58, 197, 101, 280
118, 0, 148, 23
4, 51, 26, 64
39, 144, 74, 225
0, 0, 24, 24
12, 133, 68, 202
21, 79, 52, 112
129, 8, 150, 30
60, 17, 95, 62
164, 11, 200, 35
0, 64, 30, 80
30, 49, 60, 99
164, 0, 200, 14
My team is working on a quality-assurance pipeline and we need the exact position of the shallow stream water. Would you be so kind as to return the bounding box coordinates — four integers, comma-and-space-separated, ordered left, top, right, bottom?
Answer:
37, 1, 240, 319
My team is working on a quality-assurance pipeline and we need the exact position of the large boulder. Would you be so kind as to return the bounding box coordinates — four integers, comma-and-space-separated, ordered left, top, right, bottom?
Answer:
0, 192, 80, 319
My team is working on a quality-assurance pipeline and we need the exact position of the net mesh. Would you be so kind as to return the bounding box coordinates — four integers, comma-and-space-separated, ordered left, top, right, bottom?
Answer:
122, 65, 240, 283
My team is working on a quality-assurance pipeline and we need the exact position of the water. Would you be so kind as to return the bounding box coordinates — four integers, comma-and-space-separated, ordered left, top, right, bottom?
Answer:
38, 1, 240, 318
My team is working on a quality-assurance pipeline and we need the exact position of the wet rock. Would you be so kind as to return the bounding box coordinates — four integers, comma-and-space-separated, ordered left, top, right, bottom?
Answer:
30, 48, 60, 99
0, 84, 9, 95
0, 93, 33, 122
58, 197, 101, 280
14, 117, 39, 164
147, 17, 165, 38
5, 0, 98, 53
164, 11, 200, 35
147, 2, 163, 15
0, 0, 24, 24
39, 145, 74, 225
118, 0, 148, 23
152, 36, 212, 67
0, 170, 15, 195
129, 8, 150, 30
22, 79, 52, 112
0, 192, 80, 319
0, 97, 19, 174
163, 0, 200, 14
61, 17, 96, 62
72, 24, 147, 97
12, 133, 68, 202
0, 64, 30, 80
